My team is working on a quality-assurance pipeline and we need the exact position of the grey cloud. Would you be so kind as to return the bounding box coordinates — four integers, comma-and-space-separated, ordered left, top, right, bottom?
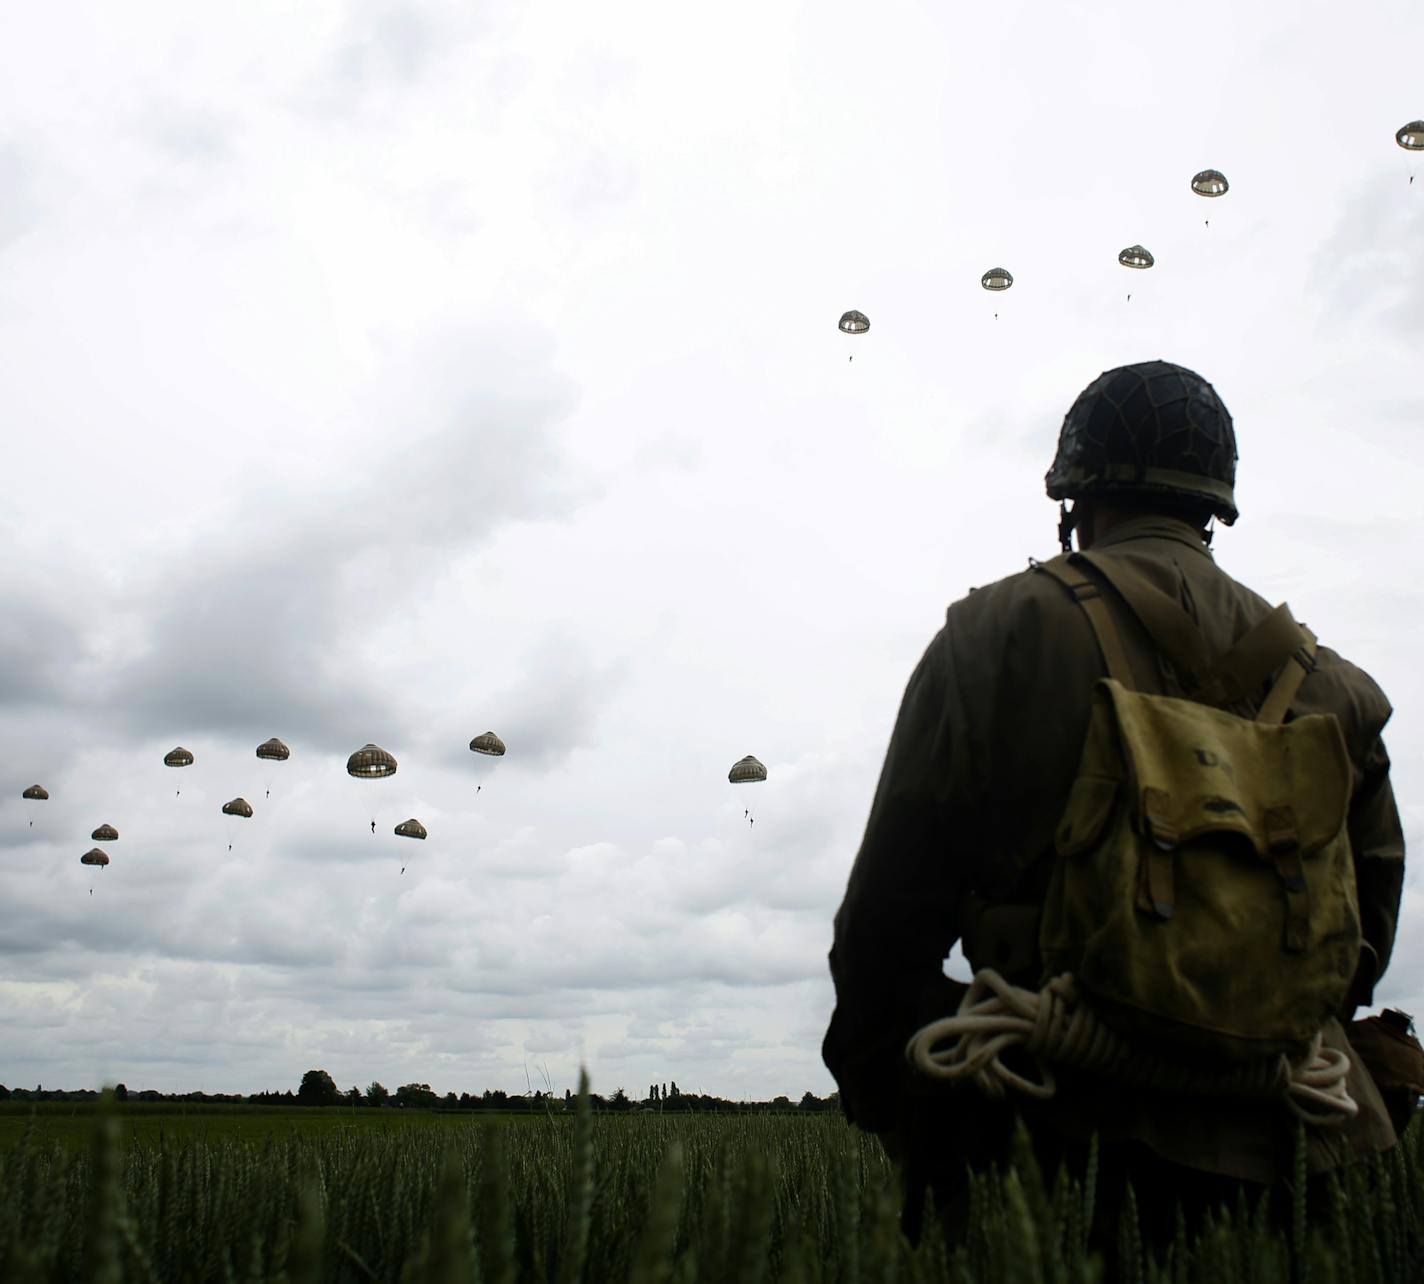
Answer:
101, 371, 587, 753
421, 633, 628, 772
137, 101, 237, 165
0, 579, 90, 711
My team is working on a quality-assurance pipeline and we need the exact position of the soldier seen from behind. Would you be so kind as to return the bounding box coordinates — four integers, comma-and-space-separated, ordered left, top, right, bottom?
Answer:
824, 360, 1413, 1249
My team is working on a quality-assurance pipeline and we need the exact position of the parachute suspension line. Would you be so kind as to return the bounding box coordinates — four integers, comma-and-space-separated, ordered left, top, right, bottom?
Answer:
904, 969, 1358, 1126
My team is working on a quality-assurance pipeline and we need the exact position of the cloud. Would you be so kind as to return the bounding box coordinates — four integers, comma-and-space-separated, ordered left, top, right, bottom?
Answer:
0, 143, 37, 253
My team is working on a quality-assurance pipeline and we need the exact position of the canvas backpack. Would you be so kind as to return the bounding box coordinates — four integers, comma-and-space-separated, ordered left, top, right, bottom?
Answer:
1033, 551, 1362, 1065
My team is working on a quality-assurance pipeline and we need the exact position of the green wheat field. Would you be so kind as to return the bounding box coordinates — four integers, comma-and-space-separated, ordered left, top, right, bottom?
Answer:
3, 1091, 1423, 1283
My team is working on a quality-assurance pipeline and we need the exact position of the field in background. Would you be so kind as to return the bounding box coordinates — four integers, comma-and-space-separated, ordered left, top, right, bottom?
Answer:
0, 1100, 554, 1151
4, 1095, 1424, 1282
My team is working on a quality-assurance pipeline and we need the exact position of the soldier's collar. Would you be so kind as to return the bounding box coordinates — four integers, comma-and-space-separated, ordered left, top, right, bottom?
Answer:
1093, 515, 1215, 559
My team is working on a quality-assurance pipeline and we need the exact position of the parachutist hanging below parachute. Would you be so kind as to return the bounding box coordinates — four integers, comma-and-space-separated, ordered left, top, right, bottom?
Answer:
729, 755, 767, 825
256, 738, 289, 800
838, 310, 869, 361
981, 268, 1012, 320
347, 743, 398, 835
395, 818, 426, 877
165, 746, 194, 795
1397, 120, 1423, 184
22, 784, 47, 827
1191, 169, 1228, 226
1119, 245, 1153, 302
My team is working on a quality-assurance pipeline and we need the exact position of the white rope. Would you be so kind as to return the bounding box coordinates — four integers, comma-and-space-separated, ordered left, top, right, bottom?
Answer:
906, 969, 1357, 1126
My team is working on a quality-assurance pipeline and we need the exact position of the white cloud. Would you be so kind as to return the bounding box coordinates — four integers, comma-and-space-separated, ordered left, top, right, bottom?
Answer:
2, 0, 1423, 1101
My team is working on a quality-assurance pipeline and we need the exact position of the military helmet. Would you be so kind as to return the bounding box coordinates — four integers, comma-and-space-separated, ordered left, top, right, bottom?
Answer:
1045, 360, 1238, 524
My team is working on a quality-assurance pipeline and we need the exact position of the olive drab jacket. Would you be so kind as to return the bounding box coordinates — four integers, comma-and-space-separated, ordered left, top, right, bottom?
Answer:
824, 515, 1406, 1183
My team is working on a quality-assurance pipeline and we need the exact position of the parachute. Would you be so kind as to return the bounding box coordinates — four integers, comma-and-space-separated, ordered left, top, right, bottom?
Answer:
1118, 245, 1153, 302
348, 743, 397, 834
91, 823, 119, 841
1191, 169, 1228, 226
728, 754, 767, 827
1398, 121, 1424, 184
256, 737, 290, 798
1190, 169, 1229, 197
393, 817, 427, 875
164, 746, 194, 796
838, 310, 869, 362
347, 744, 397, 778
981, 268, 1013, 320
80, 846, 109, 897
469, 732, 505, 794
22, 784, 48, 829
221, 797, 253, 853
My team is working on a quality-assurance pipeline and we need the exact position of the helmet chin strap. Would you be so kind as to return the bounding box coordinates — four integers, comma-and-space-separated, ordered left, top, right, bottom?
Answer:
1058, 501, 1077, 554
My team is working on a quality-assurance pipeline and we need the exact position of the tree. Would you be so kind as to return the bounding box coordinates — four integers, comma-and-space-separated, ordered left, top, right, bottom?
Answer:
396, 1083, 438, 1108
115, 1083, 129, 1102
367, 1081, 390, 1106
297, 1069, 340, 1106
346, 1086, 362, 1105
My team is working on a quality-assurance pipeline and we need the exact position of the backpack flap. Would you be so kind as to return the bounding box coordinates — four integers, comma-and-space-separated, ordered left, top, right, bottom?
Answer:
1041, 678, 1363, 1062
1103, 679, 1351, 865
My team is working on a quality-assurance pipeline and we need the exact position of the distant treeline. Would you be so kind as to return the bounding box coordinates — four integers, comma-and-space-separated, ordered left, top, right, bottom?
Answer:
0, 1075, 839, 1115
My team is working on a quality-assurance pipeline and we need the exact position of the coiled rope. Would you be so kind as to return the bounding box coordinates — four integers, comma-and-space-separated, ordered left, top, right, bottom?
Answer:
905, 969, 1357, 1126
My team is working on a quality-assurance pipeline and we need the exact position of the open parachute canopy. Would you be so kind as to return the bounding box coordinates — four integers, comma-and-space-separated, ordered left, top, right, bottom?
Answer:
221, 797, 253, 819
394, 818, 428, 840
81, 848, 109, 867
164, 747, 194, 767
347, 743, 397, 778
1118, 244, 1155, 269
22, 784, 48, 800
1397, 121, 1424, 150
981, 268, 1013, 291
91, 823, 119, 841
837, 310, 870, 335
469, 732, 506, 757
728, 755, 767, 784
1190, 169, 1229, 197
256, 738, 290, 761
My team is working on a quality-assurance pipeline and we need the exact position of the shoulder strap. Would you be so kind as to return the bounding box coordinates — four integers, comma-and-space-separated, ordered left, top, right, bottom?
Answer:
1075, 551, 1211, 692
1193, 603, 1304, 708
1035, 555, 1139, 688
1256, 625, 1318, 725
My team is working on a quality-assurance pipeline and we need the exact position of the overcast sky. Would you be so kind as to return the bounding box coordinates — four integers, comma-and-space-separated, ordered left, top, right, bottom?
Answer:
3, 0, 1422, 1101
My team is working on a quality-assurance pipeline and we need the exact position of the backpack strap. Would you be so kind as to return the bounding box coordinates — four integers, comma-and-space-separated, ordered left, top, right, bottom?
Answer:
1193, 603, 1305, 708
1034, 555, 1139, 687
1256, 624, 1319, 725
1075, 551, 1211, 692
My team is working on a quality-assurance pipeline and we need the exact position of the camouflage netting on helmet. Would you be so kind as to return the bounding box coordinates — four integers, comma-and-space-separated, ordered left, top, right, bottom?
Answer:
1045, 360, 1239, 523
